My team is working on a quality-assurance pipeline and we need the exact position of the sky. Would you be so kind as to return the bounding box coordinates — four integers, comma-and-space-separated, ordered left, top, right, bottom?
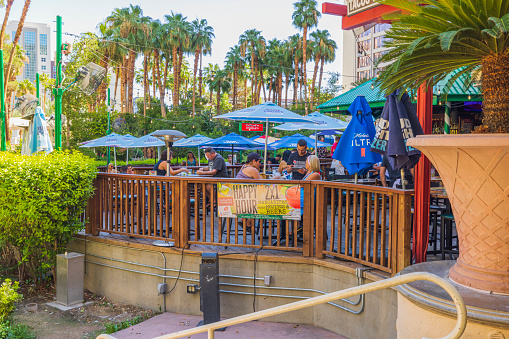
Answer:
7, 0, 346, 92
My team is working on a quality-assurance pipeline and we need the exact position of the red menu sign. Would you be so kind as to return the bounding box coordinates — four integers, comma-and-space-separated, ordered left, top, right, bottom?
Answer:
241, 123, 264, 132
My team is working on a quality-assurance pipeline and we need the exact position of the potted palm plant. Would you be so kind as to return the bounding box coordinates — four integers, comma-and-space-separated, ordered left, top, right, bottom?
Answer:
376, 0, 509, 293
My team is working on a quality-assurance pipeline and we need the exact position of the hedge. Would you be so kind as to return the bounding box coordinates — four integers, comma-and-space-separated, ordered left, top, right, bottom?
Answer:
0, 151, 97, 281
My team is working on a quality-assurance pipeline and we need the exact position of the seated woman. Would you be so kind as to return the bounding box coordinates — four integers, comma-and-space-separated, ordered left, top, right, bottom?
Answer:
107, 163, 117, 173
187, 152, 197, 166
153, 150, 189, 176
126, 164, 135, 174
236, 153, 262, 179
302, 155, 321, 181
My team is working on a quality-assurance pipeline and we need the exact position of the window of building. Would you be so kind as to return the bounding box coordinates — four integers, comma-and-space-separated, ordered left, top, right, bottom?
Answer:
41, 65, 46, 70
374, 23, 392, 33
41, 57, 46, 63
358, 55, 371, 68
24, 31, 36, 81
52, 73, 56, 79
40, 34, 48, 55
357, 70, 370, 81
53, 65, 56, 72
359, 28, 372, 38
357, 40, 371, 55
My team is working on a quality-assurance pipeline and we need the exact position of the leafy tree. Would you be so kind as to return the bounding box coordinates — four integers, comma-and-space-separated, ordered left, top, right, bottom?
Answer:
376, 0, 509, 132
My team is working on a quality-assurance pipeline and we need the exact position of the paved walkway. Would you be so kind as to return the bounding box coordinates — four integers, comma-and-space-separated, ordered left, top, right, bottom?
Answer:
112, 312, 347, 339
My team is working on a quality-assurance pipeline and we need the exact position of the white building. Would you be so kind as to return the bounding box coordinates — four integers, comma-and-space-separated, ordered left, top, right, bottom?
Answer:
6, 21, 52, 82
342, 23, 392, 91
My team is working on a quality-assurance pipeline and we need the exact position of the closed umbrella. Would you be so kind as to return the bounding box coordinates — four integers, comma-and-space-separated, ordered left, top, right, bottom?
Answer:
21, 107, 53, 155
371, 90, 424, 261
332, 96, 381, 183
213, 101, 314, 173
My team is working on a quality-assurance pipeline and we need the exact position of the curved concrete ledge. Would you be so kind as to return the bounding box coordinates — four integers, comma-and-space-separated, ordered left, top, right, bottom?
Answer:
396, 261, 509, 329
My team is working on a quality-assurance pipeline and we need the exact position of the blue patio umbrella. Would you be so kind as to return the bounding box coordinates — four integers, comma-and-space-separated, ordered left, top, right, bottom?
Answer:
249, 135, 261, 140
333, 96, 381, 182
22, 107, 53, 155
317, 129, 343, 136
370, 91, 424, 178
200, 133, 272, 164
269, 133, 331, 149
80, 133, 133, 171
173, 134, 213, 166
213, 101, 314, 173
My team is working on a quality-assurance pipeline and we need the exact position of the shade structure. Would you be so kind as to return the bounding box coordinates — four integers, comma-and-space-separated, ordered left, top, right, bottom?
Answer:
269, 133, 331, 149
371, 91, 424, 262
213, 101, 314, 173
173, 134, 213, 166
21, 107, 53, 155
253, 135, 280, 144
80, 133, 134, 171
332, 96, 381, 180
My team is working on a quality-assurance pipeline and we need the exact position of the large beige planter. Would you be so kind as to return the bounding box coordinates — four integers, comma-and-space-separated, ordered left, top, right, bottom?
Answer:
407, 134, 509, 294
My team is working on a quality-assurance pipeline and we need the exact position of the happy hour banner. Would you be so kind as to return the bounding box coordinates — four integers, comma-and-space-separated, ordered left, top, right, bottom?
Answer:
217, 183, 302, 220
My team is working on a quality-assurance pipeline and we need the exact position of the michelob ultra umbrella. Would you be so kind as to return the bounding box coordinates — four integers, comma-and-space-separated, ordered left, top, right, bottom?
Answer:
213, 101, 314, 173
21, 107, 53, 155
332, 96, 381, 183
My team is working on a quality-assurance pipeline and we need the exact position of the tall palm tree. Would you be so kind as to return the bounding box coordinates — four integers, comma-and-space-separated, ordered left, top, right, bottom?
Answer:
292, 0, 320, 114
318, 34, 336, 94
375, 0, 509, 133
288, 34, 302, 108
208, 68, 232, 114
309, 29, 336, 109
0, 0, 14, 50
4, 0, 30, 93
165, 12, 190, 109
190, 19, 214, 115
225, 45, 244, 110
239, 29, 266, 105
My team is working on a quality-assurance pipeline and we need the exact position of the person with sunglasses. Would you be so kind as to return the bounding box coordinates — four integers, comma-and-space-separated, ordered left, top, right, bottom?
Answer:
236, 153, 262, 179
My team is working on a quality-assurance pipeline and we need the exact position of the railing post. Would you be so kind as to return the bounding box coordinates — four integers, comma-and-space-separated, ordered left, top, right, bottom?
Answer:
172, 178, 181, 248
85, 178, 100, 236
302, 181, 313, 257
396, 192, 412, 273
315, 183, 326, 259
179, 178, 190, 249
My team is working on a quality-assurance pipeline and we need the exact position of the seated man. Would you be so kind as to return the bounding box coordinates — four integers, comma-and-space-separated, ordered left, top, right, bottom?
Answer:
197, 148, 229, 207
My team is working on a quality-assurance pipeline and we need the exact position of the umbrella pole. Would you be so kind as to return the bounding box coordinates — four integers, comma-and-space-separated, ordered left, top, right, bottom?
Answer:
263, 118, 269, 174
401, 169, 406, 189
198, 146, 200, 166
114, 147, 117, 172
126, 148, 129, 165
354, 172, 358, 184
166, 142, 170, 177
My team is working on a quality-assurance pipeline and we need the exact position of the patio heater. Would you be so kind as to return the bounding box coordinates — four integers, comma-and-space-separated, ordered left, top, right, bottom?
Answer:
151, 130, 187, 247
152, 130, 187, 177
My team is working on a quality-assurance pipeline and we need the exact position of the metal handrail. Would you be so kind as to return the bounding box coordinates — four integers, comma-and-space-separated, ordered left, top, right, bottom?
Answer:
96, 272, 467, 339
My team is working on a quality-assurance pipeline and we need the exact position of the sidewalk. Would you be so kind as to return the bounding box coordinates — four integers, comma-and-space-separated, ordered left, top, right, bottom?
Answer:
112, 312, 347, 339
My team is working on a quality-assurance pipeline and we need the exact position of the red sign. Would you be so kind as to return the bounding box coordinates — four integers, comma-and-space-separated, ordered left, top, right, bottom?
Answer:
241, 123, 264, 132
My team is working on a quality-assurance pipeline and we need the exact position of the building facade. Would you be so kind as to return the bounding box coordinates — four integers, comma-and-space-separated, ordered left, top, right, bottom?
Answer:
342, 23, 392, 92
6, 21, 52, 82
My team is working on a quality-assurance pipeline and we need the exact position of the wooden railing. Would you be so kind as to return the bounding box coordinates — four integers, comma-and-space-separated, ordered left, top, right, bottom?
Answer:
86, 173, 412, 275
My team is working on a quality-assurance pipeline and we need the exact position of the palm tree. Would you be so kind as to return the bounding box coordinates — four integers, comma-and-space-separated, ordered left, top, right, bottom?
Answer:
203, 63, 219, 109
309, 29, 336, 109
375, 0, 509, 133
318, 34, 336, 95
165, 12, 190, 109
288, 34, 302, 108
4, 0, 30, 93
0, 0, 14, 50
190, 19, 214, 115
292, 0, 320, 114
208, 68, 232, 114
239, 29, 266, 105
225, 45, 244, 110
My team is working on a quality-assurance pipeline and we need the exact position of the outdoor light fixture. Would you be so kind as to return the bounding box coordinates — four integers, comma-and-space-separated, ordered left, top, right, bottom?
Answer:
468, 94, 471, 100
371, 83, 374, 90
438, 88, 441, 95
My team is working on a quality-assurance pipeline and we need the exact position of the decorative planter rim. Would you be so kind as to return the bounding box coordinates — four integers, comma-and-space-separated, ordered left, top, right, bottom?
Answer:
407, 134, 509, 147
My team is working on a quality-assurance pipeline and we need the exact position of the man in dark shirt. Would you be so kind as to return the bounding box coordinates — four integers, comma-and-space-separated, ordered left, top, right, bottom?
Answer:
197, 147, 229, 177
286, 139, 311, 180
380, 155, 414, 188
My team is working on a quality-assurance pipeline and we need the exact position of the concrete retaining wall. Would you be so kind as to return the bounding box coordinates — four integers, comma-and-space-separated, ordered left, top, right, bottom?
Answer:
68, 236, 397, 339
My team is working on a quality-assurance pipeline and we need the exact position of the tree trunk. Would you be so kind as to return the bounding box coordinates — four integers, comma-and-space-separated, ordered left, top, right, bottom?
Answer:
128, 50, 136, 113
114, 68, 120, 103
216, 88, 221, 114
278, 73, 283, 107
310, 55, 320, 111
192, 47, 200, 116
176, 47, 184, 108
4, 0, 31, 93
302, 25, 308, 114
251, 50, 255, 104
268, 76, 273, 102
199, 52, 203, 99
293, 56, 299, 108
143, 52, 148, 116
233, 64, 238, 110
318, 56, 325, 96
285, 73, 290, 109
172, 46, 178, 108
163, 57, 169, 114
154, 50, 166, 117
244, 78, 248, 108
481, 53, 509, 133
0, 0, 14, 50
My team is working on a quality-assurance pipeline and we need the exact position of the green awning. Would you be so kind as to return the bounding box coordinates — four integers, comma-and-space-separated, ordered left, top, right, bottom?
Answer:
318, 70, 482, 113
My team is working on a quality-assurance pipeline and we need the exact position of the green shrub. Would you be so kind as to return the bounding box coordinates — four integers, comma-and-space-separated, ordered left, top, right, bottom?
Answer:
3, 323, 36, 339
0, 280, 22, 323
0, 151, 97, 281
104, 316, 143, 334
